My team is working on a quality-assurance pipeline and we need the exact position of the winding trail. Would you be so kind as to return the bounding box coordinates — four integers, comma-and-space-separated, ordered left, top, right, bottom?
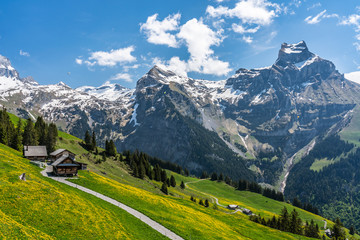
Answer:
185, 179, 237, 212
41, 167, 183, 240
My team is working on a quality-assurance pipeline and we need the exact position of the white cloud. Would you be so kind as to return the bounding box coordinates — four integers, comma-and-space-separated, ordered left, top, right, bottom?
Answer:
76, 46, 136, 67
110, 73, 133, 82
206, 0, 281, 26
304, 10, 327, 24
177, 18, 231, 76
152, 18, 231, 77
153, 56, 188, 77
345, 71, 360, 85
232, 23, 259, 34
75, 58, 83, 65
177, 18, 221, 62
242, 36, 253, 44
304, 10, 339, 24
123, 64, 140, 72
140, 13, 181, 48
340, 14, 360, 30
19, 50, 30, 57
307, 3, 321, 11
354, 42, 360, 51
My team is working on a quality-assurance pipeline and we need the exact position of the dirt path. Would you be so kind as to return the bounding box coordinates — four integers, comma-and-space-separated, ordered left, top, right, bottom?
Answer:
185, 179, 235, 211
41, 167, 183, 240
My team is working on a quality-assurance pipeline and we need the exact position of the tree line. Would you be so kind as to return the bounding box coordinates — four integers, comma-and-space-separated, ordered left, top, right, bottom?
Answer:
121, 150, 187, 195
0, 109, 58, 153
207, 171, 285, 202
250, 207, 321, 239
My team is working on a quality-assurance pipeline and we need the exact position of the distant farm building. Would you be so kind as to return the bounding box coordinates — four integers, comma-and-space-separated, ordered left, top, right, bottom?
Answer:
23, 146, 47, 161
242, 208, 252, 215
227, 205, 238, 210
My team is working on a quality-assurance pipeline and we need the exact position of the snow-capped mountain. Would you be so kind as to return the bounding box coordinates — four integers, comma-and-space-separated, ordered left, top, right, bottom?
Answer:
1, 41, 360, 182
76, 82, 134, 101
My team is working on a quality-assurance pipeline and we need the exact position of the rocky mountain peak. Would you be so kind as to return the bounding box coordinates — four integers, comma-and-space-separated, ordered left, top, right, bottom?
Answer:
0, 54, 19, 78
21, 76, 39, 85
136, 65, 178, 90
276, 41, 315, 66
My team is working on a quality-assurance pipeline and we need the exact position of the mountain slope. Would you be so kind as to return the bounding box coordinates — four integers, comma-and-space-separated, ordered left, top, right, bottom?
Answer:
1, 41, 360, 184
3, 113, 359, 239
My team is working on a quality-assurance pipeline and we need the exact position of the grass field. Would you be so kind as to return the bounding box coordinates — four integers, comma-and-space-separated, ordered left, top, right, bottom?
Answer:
340, 106, 360, 146
0, 143, 167, 240
310, 158, 335, 172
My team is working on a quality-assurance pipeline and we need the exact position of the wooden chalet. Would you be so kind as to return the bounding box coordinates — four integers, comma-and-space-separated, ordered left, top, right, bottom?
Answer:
49, 148, 87, 176
49, 149, 75, 162
23, 146, 47, 161
51, 155, 79, 176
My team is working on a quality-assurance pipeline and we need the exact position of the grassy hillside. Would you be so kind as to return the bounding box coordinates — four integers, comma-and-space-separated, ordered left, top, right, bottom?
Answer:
3, 113, 358, 239
0, 144, 167, 239
57, 124, 358, 239
70, 171, 317, 240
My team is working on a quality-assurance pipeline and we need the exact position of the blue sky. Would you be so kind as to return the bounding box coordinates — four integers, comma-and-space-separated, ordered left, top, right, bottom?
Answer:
1, 0, 360, 88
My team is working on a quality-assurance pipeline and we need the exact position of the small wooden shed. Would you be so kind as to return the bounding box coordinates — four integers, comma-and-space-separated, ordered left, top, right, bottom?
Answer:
51, 155, 79, 176
23, 146, 47, 161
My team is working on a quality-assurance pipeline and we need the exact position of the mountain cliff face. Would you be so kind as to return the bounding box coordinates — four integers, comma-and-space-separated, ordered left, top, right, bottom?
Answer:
1, 41, 359, 182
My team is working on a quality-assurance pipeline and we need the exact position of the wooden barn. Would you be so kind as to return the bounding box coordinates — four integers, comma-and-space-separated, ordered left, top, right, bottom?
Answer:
49, 149, 75, 162
23, 146, 47, 161
51, 155, 80, 176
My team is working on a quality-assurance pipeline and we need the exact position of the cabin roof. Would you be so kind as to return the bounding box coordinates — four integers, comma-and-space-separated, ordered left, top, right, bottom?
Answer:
24, 146, 47, 157
51, 155, 76, 167
57, 163, 79, 167
50, 149, 74, 156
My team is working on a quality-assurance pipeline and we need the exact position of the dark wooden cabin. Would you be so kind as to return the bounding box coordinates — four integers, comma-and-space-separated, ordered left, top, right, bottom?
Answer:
51, 155, 79, 176
23, 146, 47, 161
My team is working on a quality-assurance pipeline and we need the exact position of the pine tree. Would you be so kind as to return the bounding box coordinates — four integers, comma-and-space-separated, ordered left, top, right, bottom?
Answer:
170, 175, 176, 187
211, 172, 218, 181
205, 199, 209, 207
289, 209, 302, 234
184, 168, 189, 176
200, 171, 208, 179
180, 181, 185, 189
154, 164, 161, 181
22, 118, 37, 146
199, 199, 204, 206
166, 177, 170, 187
84, 130, 91, 150
11, 118, 23, 151
107, 140, 117, 157
46, 123, 58, 153
139, 162, 146, 179
218, 173, 224, 181
332, 218, 345, 240
0, 109, 15, 146
225, 176, 231, 185
35, 116, 47, 145
292, 197, 302, 208
105, 140, 109, 154
350, 225, 355, 235
161, 182, 168, 195
280, 207, 289, 232
102, 151, 107, 162
161, 169, 167, 182
91, 131, 96, 151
